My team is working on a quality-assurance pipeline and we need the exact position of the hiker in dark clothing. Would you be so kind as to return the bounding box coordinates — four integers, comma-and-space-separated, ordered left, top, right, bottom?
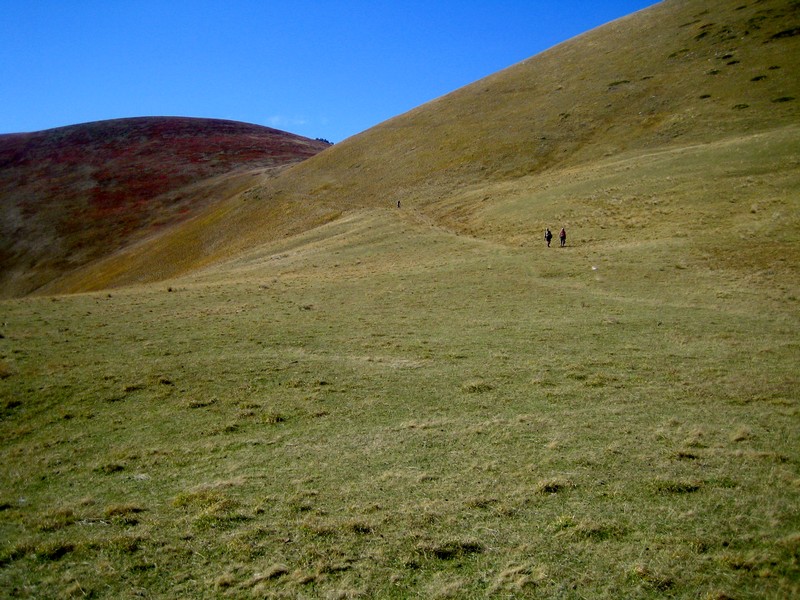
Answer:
545, 228, 553, 247
559, 228, 566, 247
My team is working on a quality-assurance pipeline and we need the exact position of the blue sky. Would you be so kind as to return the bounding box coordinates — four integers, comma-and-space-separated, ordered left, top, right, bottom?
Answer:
1, 1, 658, 143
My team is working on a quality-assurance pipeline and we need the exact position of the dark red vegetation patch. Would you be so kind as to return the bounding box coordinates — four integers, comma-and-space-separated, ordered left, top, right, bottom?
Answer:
0, 117, 331, 295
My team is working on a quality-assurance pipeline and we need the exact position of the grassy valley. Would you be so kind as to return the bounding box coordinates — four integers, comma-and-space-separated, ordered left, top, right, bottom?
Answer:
1, 191, 797, 597
1, 0, 799, 597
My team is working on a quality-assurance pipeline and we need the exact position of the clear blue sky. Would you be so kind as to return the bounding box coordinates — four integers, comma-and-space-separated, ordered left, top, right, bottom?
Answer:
1, 1, 658, 143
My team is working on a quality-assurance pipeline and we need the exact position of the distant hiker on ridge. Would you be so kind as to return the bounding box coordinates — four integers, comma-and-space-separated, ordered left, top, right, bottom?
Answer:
544, 228, 553, 247
559, 227, 567, 247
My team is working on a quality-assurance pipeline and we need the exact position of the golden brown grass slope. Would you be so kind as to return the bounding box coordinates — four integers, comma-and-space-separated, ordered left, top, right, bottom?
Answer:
43, 0, 799, 295
0, 117, 330, 298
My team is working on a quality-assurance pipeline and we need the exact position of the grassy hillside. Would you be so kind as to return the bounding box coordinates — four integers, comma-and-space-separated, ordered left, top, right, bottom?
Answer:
0, 117, 330, 298
0, 185, 797, 597
1, 0, 799, 597
43, 0, 799, 294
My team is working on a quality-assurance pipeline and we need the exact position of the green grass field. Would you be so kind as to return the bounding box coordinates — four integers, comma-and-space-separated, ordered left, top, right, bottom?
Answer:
2, 127, 798, 598
2, 0, 799, 595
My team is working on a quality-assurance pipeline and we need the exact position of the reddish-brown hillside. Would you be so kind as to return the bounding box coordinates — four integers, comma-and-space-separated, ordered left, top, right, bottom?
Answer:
0, 117, 330, 297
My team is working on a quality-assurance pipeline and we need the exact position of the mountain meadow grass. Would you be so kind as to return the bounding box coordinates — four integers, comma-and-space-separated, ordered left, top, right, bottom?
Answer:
2, 130, 799, 599
2, 0, 798, 594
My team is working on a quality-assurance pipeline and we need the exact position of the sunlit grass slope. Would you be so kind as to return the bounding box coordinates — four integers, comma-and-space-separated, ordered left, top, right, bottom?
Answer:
1, 196, 798, 596
43, 0, 799, 294
1, 0, 799, 597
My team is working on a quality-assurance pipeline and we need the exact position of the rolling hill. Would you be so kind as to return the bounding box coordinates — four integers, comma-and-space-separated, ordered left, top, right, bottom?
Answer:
35, 0, 799, 295
1, 0, 799, 597
0, 117, 330, 297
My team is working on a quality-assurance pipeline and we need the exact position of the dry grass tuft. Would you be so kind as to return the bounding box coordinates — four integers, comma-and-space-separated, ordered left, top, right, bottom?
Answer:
674, 450, 700, 460
0, 360, 14, 379
730, 426, 753, 442
185, 398, 215, 409
461, 380, 493, 393
633, 564, 675, 591
490, 563, 547, 593
104, 504, 145, 525
0, 542, 35, 566
101, 535, 142, 554
213, 572, 237, 590
536, 478, 575, 494
35, 508, 77, 532
259, 563, 290, 581
344, 519, 375, 535
572, 520, 628, 541
650, 479, 703, 494
261, 412, 286, 425
35, 540, 76, 561
416, 539, 484, 560
94, 462, 125, 474
173, 488, 232, 509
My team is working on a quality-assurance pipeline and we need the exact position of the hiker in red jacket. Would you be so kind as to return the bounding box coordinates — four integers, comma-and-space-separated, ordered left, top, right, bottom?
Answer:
559, 227, 567, 247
